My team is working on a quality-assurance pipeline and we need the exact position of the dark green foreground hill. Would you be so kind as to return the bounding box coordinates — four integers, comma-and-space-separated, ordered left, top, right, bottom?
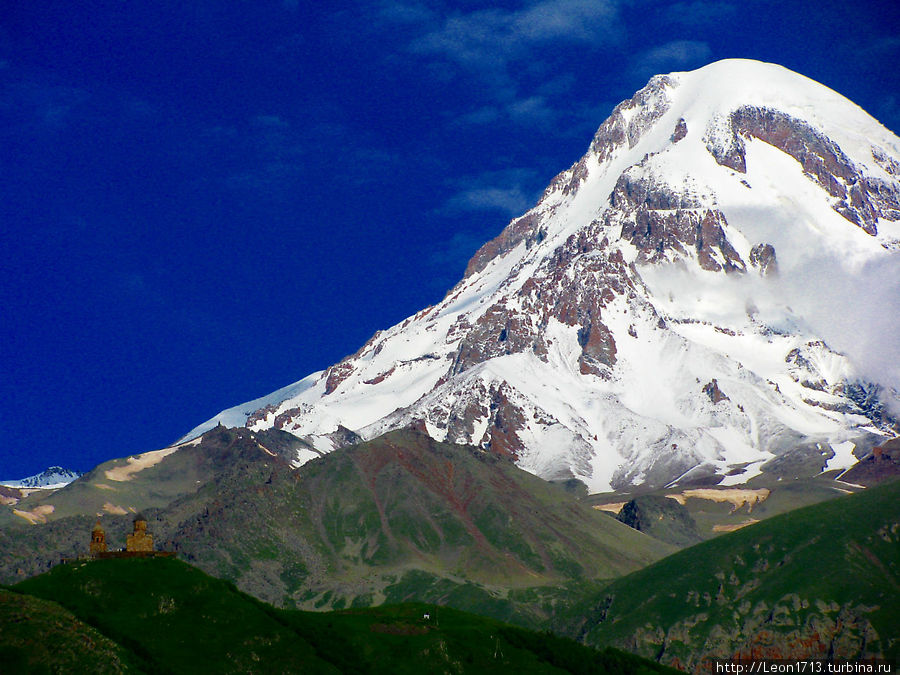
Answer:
565, 479, 900, 672
5, 556, 676, 675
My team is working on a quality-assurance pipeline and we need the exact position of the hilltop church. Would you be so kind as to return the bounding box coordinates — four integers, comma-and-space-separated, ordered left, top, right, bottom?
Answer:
88, 513, 174, 559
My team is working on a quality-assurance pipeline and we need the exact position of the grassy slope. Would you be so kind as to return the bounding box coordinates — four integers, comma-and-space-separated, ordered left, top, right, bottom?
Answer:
0, 588, 143, 673
161, 429, 673, 621
5, 428, 311, 524
569, 479, 900, 670
9, 556, 678, 675
0, 428, 311, 584
14, 557, 335, 674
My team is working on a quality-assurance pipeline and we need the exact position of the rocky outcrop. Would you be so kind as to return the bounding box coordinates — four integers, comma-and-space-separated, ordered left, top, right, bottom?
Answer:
465, 212, 544, 278
708, 106, 900, 236
616, 495, 702, 547
749, 243, 777, 276
611, 168, 745, 272
578, 481, 900, 673
840, 437, 900, 485
627, 600, 884, 674
702, 379, 730, 404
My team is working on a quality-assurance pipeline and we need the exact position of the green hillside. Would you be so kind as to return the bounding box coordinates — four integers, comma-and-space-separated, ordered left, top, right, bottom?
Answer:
162, 429, 673, 621
568, 479, 900, 671
0, 588, 143, 673
8, 556, 677, 675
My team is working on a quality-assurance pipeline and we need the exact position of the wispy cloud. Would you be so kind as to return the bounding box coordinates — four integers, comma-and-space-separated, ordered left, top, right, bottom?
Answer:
211, 114, 403, 197
204, 114, 308, 194
451, 73, 601, 132
783, 252, 900, 406
376, 0, 436, 25
506, 95, 559, 127
427, 166, 544, 289
631, 40, 712, 81
455, 105, 501, 126
409, 0, 620, 91
439, 168, 542, 217
443, 186, 534, 216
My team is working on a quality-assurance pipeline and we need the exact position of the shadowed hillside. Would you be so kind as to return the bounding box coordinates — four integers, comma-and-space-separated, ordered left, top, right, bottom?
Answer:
7, 556, 678, 675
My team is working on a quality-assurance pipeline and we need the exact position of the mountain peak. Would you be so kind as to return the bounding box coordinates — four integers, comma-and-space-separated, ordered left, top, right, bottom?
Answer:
183, 61, 900, 493
1, 467, 82, 490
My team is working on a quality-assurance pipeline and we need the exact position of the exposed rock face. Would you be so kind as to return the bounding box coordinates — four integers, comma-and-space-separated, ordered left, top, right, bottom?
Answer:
840, 436, 900, 485
639, 601, 885, 674
706, 106, 900, 234
183, 60, 900, 493
616, 495, 703, 547
749, 243, 777, 276
465, 213, 543, 278
702, 379, 730, 404
612, 175, 745, 272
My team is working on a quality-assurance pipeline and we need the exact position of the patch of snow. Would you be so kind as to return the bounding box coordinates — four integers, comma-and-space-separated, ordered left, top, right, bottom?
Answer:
823, 441, 858, 474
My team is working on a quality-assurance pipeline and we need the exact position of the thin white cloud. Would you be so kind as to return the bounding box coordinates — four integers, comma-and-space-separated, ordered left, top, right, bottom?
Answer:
511, 0, 619, 42
410, 0, 620, 87
377, 0, 435, 24
455, 105, 501, 126
439, 168, 541, 216
506, 95, 557, 127
443, 186, 533, 215
781, 252, 900, 404
631, 40, 712, 80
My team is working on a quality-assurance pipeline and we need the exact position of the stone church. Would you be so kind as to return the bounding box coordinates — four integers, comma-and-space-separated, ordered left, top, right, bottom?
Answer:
125, 513, 154, 552
87, 513, 173, 559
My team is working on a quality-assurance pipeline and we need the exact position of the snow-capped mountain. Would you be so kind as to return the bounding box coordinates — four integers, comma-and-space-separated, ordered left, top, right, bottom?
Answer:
1, 466, 82, 490
183, 59, 900, 492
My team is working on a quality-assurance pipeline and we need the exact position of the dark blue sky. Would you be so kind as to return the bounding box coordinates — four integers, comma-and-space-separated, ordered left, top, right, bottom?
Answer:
2, 1, 899, 478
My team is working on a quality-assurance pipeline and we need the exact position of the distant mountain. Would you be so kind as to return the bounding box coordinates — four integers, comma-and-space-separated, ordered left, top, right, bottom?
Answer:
0, 426, 312, 526
563, 479, 900, 671
183, 59, 900, 492
7, 556, 677, 675
1, 466, 81, 489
